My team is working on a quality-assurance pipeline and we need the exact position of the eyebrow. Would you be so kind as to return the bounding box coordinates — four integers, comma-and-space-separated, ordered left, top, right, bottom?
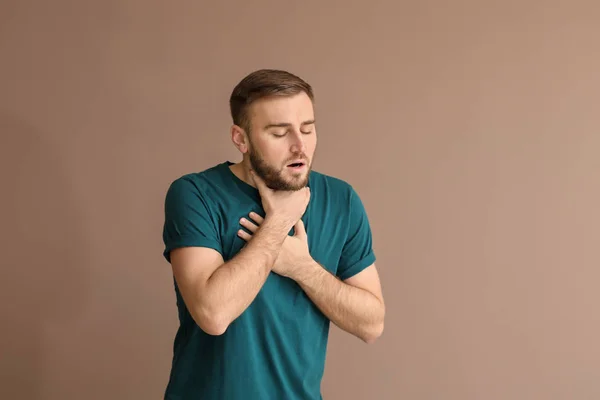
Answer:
263, 119, 315, 130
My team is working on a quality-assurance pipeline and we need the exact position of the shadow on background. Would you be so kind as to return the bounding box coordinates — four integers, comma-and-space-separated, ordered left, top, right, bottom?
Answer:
0, 112, 89, 399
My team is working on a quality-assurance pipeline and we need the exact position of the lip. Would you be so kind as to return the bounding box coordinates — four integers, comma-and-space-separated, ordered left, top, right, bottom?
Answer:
286, 159, 307, 167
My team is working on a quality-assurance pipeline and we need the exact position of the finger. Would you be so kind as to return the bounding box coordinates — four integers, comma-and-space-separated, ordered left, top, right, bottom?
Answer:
248, 211, 264, 225
294, 219, 307, 238
249, 169, 268, 192
248, 168, 257, 186
237, 228, 252, 241
239, 217, 259, 233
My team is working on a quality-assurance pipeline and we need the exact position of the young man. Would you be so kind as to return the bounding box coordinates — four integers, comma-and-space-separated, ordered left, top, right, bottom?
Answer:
162, 69, 385, 399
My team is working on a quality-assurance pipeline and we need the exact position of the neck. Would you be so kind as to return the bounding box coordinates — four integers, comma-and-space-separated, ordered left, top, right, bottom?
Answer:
229, 159, 256, 188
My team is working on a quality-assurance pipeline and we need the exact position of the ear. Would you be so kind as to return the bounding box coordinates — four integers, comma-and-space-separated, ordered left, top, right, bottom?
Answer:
231, 124, 249, 154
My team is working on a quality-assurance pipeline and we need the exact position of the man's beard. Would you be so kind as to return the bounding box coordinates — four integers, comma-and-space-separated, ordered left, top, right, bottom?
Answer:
247, 146, 311, 191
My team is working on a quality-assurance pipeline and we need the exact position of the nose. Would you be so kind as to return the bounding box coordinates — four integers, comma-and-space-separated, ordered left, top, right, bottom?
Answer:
289, 131, 306, 154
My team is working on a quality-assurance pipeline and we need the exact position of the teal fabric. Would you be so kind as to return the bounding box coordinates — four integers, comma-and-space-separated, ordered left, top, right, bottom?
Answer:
162, 161, 376, 400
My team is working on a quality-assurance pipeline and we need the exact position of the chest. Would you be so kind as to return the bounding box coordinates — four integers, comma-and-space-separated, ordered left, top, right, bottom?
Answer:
217, 200, 347, 275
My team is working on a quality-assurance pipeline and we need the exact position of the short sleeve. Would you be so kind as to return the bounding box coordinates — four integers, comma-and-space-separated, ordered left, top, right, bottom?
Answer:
162, 177, 222, 263
336, 186, 376, 280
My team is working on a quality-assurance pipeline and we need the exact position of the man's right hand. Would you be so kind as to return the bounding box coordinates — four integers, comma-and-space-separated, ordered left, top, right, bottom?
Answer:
249, 169, 311, 231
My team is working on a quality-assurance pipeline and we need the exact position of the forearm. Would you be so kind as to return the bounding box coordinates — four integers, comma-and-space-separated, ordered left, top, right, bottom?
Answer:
295, 260, 385, 343
204, 217, 289, 329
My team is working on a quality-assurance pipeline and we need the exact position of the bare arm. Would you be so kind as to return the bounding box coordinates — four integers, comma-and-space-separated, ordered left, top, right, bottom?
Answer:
294, 262, 385, 343
171, 216, 289, 335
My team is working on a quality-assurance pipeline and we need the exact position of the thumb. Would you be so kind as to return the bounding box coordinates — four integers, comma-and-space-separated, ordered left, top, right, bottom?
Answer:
250, 169, 267, 193
294, 219, 307, 238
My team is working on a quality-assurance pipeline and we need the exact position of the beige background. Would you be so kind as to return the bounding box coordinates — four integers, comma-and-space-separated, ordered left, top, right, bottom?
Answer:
1, 1, 599, 399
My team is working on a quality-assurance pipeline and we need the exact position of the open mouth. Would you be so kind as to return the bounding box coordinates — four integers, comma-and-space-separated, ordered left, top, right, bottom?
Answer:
287, 159, 307, 168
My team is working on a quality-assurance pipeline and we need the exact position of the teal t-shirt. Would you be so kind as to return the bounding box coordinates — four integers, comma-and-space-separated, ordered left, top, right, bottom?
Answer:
162, 161, 376, 400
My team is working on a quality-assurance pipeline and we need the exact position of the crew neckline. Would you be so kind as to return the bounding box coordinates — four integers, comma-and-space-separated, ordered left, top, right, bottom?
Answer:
221, 161, 260, 200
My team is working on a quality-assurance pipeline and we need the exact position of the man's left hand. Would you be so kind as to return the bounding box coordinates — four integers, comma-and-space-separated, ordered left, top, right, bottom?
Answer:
238, 212, 312, 279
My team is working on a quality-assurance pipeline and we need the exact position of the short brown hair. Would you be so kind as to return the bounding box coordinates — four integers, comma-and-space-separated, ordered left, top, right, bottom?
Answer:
229, 69, 314, 132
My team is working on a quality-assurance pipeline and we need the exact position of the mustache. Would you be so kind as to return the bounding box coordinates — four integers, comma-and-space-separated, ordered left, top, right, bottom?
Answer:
284, 154, 309, 164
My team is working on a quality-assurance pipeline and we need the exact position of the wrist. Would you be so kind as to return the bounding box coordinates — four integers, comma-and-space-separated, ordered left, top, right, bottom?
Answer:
263, 214, 294, 236
290, 256, 320, 283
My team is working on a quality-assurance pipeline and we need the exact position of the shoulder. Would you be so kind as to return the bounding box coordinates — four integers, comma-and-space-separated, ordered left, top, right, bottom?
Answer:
309, 170, 371, 221
309, 169, 360, 201
166, 163, 226, 194
164, 163, 227, 207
